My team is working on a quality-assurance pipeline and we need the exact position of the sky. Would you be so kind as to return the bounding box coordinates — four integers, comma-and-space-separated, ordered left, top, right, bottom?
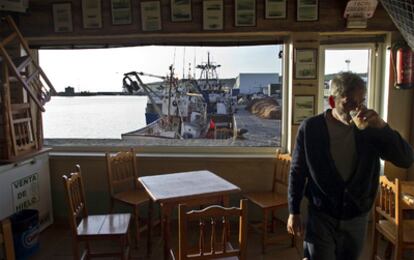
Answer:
39, 45, 282, 93
39, 46, 370, 93
325, 49, 369, 75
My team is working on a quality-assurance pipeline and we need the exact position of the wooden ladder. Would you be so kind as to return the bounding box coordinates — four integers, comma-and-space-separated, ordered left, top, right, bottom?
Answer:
0, 15, 56, 161
0, 15, 56, 110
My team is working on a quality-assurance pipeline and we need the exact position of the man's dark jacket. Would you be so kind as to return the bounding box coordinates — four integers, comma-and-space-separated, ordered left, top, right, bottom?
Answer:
288, 111, 414, 220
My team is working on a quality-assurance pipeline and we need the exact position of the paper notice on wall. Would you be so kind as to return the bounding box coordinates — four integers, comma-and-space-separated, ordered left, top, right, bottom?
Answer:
344, 0, 378, 19
12, 173, 40, 212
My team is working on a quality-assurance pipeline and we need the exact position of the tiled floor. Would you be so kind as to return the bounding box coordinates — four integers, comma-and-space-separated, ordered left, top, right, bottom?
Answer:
27, 219, 412, 260
31, 221, 300, 260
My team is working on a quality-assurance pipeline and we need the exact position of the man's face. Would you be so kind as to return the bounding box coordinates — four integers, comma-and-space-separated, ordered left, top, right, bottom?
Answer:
334, 87, 366, 118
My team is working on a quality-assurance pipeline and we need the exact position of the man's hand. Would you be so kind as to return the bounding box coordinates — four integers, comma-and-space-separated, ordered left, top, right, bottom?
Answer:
356, 106, 387, 129
287, 214, 303, 237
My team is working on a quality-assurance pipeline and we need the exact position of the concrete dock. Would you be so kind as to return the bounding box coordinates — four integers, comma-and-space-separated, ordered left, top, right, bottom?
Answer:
234, 106, 281, 146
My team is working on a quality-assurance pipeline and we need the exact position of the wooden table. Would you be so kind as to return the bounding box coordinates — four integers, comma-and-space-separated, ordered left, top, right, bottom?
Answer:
138, 170, 241, 260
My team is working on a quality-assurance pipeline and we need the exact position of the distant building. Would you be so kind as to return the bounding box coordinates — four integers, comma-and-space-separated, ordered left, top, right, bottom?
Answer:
64, 86, 75, 95
265, 83, 282, 97
325, 72, 367, 82
233, 73, 280, 94
220, 78, 236, 90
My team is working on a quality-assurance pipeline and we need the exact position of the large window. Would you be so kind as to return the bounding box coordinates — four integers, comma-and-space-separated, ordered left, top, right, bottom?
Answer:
40, 45, 283, 147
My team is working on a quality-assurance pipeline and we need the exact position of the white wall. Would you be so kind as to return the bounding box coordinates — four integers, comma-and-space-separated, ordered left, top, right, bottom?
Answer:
234, 73, 280, 94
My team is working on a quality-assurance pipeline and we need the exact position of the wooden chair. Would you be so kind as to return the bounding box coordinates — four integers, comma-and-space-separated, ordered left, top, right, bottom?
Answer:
62, 165, 131, 260
177, 199, 248, 260
106, 148, 150, 247
244, 153, 293, 253
0, 217, 15, 260
372, 176, 414, 260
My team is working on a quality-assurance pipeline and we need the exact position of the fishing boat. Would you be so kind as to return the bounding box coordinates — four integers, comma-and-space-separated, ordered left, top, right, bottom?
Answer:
195, 53, 237, 116
121, 61, 242, 140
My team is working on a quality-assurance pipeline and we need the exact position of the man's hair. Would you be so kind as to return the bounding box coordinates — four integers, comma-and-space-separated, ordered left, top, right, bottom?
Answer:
330, 72, 366, 98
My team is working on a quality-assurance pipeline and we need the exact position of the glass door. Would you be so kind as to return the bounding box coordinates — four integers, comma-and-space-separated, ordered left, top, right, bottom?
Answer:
318, 44, 379, 113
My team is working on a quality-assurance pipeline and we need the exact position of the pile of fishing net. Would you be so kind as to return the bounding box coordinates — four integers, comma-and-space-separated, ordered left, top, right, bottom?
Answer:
245, 97, 281, 119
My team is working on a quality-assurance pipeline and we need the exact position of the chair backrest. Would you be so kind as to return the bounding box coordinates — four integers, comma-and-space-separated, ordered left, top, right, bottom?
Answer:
178, 199, 248, 260
376, 176, 402, 240
62, 165, 88, 235
106, 148, 139, 196
272, 153, 291, 193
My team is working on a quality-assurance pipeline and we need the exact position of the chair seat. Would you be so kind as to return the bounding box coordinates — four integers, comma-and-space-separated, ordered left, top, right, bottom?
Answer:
377, 220, 414, 243
113, 189, 149, 206
244, 191, 287, 209
77, 213, 131, 237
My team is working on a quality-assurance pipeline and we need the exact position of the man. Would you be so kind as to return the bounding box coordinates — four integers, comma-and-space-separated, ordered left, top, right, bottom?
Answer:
287, 72, 414, 260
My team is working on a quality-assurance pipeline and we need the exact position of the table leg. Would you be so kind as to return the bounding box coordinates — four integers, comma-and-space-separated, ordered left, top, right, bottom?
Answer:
147, 199, 153, 257
162, 203, 172, 260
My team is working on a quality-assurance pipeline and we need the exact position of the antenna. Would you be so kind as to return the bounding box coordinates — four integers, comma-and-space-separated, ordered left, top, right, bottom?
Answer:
193, 48, 197, 78
345, 59, 351, 71
183, 47, 186, 79
172, 47, 177, 68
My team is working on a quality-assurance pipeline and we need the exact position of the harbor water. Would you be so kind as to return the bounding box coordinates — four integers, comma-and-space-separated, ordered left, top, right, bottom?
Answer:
43, 96, 148, 139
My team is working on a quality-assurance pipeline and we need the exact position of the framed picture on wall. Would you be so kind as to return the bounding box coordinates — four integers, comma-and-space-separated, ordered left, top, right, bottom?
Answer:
265, 0, 286, 19
171, 0, 192, 22
235, 0, 256, 27
294, 48, 317, 79
52, 3, 73, 32
293, 95, 315, 125
141, 1, 162, 31
111, 0, 132, 25
203, 0, 223, 30
297, 0, 318, 21
82, 0, 102, 28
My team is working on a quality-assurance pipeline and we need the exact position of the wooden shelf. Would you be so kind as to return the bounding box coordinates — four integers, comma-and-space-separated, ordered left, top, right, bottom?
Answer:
0, 147, 52, 164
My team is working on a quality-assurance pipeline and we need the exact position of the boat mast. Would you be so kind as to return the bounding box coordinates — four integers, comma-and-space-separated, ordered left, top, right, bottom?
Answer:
182, 47, 186, 79
206, 52, 210, 85
167, 65, 174, 123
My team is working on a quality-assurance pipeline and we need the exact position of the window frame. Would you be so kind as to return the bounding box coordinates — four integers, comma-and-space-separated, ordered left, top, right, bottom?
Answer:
39, 44, 287, 156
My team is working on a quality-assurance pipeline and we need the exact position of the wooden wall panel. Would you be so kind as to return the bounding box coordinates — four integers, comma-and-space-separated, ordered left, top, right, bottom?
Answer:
289, 33, 320, 152
16, 0, 397, 47
409, 94, 414, 181
49, 154, 275, 218
383, 33, 414, 180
